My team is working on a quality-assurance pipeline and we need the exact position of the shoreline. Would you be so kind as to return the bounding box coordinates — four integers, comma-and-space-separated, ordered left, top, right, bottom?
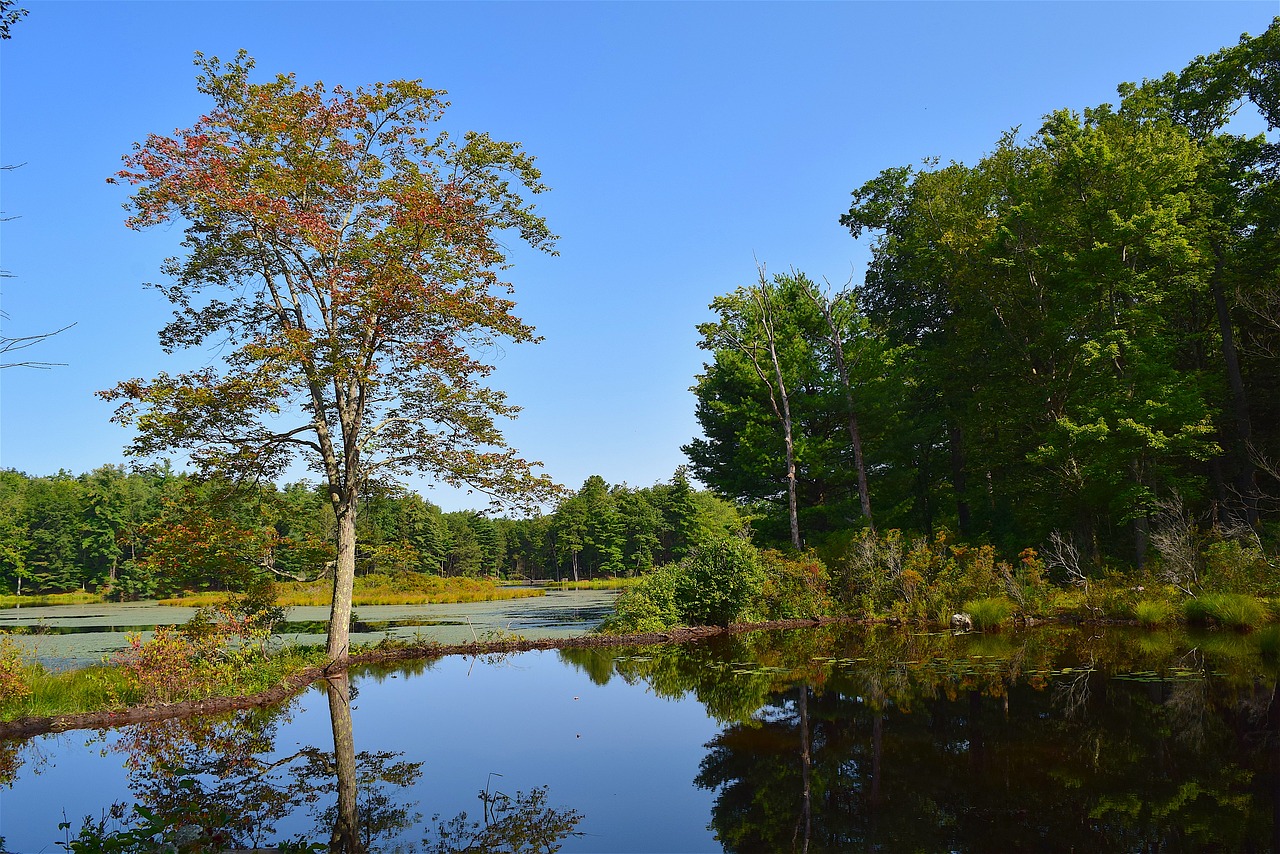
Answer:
0, 617, 850, 740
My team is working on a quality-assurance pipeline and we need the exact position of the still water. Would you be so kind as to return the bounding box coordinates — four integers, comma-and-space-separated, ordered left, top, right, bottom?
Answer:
4, 623, 1280, 851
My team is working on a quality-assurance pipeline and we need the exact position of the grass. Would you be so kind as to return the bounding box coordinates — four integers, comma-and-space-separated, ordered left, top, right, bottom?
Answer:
540, 578, 638, 591
1183, 593, 1269, 630
962, 597, 1016, 631
0, 645, 330, 722
0, 591, 104, 609
1134, 599, 1175, 626
160, 575, 545, 608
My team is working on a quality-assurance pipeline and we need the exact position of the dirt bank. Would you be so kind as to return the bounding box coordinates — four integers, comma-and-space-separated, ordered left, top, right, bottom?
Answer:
0, 618, 849, 740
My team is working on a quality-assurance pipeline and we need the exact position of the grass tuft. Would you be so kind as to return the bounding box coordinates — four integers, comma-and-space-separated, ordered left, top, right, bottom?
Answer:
961, 597, 1016, 631
1134, 599, 1175, 627
1183, 593, 1269, 630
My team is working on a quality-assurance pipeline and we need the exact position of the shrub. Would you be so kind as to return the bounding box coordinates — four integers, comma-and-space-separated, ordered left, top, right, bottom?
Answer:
1134, 599, 1174, 626
758, 551, 832, 620
1202, 538, 1274, 595
0, 636, 30, 705
672, 537, 765, 627
1184, 593, 1269, 630
961, 597, 1015, 631
599, 565, 680, 634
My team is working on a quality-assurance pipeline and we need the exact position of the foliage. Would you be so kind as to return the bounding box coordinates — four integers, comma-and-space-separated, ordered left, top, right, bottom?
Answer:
112, 586, 293, 703
600, 564, 681, 634
672, 536, 767, 627
757, 550, 832, 620
829, 529, 1047, 624
0, 635, 30, 704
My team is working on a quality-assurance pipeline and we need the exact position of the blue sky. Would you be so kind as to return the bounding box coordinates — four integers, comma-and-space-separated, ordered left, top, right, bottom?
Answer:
0, 1, 1275, 511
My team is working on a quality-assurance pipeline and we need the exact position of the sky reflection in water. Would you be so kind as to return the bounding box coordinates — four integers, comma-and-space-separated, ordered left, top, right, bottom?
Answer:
4, 624, 1280, 851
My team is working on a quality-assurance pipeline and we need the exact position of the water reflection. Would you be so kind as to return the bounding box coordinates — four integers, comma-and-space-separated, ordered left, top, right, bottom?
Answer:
38, 671, 584, 852
9, 625, 1280, 850
562, 626, 1280, 852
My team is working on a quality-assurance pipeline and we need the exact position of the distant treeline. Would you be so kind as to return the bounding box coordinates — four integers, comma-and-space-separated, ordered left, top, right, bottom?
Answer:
0, 465, 743, 598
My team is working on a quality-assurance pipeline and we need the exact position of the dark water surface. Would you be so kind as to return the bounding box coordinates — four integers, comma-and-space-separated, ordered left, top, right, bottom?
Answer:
4, 624, 1280, 851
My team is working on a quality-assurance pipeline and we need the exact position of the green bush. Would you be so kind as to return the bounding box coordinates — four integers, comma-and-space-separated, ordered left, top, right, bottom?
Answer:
673, 537, 766, 626
599, 565, 680, 634
1134, 599, 1174, 626
601, 537, 767, 633
961, 597, 1015, 631
1202, 538, 1274, 595
1184, 593, 1269, 630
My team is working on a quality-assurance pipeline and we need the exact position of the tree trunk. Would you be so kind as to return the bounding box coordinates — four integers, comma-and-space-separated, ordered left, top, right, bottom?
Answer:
327, 503, 358, 663
807, 287, 874, 529
797, 683, 812, 854
326, 673, 365, 853
1211, 262, 1258, 524
949, 423, 971, 537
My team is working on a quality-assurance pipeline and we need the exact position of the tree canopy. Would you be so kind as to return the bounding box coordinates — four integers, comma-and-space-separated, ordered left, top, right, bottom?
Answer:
101, 52, 559, 660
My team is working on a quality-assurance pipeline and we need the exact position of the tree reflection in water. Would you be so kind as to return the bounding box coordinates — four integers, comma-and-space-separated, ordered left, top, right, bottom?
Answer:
55, 674, 581, 852
563, 625, 1280, 852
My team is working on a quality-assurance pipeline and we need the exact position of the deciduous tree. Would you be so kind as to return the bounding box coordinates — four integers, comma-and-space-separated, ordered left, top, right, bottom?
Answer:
101, 53, 558, 661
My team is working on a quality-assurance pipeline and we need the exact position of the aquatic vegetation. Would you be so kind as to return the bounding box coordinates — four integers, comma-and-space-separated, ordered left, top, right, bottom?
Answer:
961, 597, 1016, 631
1134, 599, 1175, 626
161, 574, 544, 608
1183, 593, 1269, 630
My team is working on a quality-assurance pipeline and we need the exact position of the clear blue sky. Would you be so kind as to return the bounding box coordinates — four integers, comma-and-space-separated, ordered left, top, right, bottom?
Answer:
0, 1, 1275, 511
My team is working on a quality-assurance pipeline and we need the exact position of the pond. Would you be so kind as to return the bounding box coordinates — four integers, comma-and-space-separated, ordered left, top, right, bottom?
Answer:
0, 590, 619, 670
3, 623, 1280, 851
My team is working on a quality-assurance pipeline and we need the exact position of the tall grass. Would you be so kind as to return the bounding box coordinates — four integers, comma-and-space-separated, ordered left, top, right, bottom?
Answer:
961, 597, 1015, 631
1134, 599, 1175, 626
542, 578, 637, 591
0, 645, 330, 722
1183, 593, 1269, 630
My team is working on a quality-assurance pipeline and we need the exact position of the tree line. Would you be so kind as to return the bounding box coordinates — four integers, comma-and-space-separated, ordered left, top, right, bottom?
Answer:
0, 465, 742, 597
688, 21, 1280, 569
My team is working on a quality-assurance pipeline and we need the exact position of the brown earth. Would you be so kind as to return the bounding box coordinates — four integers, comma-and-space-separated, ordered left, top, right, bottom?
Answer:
0, 618, 850, 740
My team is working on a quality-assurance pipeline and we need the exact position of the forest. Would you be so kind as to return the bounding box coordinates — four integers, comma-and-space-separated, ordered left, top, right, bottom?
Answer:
0, 465, 742, 598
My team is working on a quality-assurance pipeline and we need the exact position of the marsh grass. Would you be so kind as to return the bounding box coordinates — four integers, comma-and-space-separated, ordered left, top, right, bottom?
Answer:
962, 597, 1016, 631
1183, 593, 1269, 630
543, 578, 637, 591
161, 575, 545, 607
0, 591, 103, 609
1134, 599, 1175, 627
0, 645, 329, 722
